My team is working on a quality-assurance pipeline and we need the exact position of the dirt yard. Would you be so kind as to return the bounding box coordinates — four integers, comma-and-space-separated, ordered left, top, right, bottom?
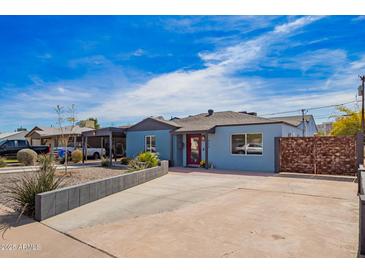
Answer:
0, 167, 127, 209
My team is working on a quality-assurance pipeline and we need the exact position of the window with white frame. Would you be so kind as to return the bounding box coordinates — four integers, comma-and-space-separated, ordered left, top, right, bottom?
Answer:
145, 135, 156, 153
231, 133, 263, 155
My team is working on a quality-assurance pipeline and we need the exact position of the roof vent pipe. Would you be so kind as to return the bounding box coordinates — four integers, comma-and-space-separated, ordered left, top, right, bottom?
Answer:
208, 109, 214, 116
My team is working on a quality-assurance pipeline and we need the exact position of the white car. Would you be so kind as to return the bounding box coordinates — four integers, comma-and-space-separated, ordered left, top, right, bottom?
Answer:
245, 143, 263, 154
54, 146, 106, 160
234, 143, 263, 155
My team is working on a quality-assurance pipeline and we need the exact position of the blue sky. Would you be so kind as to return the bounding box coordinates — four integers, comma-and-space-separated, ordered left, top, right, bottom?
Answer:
0, 15, 365, 132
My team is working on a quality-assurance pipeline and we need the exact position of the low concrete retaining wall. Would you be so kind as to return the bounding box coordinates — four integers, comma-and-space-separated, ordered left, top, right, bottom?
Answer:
358, 166, 365, 257
35, 161, 169, 221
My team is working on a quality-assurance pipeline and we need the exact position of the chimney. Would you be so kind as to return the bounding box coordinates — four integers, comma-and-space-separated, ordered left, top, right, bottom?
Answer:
208, 109, 214, 116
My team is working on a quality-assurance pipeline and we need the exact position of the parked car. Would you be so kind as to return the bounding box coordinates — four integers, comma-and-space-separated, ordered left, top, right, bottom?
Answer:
0, 139, 50, 157
54, 145, 106, 161
245, 143, 263, 154
234, 143, 263, 155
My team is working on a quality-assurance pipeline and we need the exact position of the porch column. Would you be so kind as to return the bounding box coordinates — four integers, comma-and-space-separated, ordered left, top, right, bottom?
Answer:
113, 136, 117, 162
205, 132, 209, 169
170, 132, 174, 167
109, 133, 113, 167
85, 136, 88, 163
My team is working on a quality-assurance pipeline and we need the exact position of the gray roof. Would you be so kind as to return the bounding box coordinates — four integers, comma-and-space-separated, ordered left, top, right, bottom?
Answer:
172, 111, 286, 133
0, 131, 28, 140
82, 126, 129, 137
26, 125, 93, 138
150, 116, 181, 128
127, 111, 313, 134
270, 115, 313, 127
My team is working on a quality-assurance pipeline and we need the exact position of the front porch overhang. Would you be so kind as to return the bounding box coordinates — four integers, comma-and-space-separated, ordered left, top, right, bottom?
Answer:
172, 128, 215, 135
172, 130, 211, 169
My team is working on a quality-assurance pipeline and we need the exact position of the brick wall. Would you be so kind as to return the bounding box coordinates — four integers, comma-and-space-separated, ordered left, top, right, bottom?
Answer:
279, 136, 357, 176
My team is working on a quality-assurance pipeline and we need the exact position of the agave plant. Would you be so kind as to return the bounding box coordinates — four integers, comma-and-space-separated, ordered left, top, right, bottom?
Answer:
128, 159, 148, 171
127, 152, 159, 172
136, 152, 159, 168
4, 154, 65, 217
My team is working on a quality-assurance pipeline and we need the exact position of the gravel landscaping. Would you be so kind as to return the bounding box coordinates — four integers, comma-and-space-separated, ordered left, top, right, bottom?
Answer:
0, 167, 128, 209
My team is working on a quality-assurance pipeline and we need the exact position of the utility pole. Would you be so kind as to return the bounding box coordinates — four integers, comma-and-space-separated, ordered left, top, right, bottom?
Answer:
301, 109, 306, 137
360, 75, 365, 134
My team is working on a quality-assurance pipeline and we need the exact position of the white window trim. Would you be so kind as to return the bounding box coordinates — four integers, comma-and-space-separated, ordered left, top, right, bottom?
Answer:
230, 132, 264, 157
144, 135, 156, 152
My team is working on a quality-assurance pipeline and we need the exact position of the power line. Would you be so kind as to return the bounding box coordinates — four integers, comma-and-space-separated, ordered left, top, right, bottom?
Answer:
261, 100, 359, 116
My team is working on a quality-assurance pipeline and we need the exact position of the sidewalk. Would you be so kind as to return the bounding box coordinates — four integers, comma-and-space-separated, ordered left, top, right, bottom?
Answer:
0, 162, 101, 174
0, 206, 111, 258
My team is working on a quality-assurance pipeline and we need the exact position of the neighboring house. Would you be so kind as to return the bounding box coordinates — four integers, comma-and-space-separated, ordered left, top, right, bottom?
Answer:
0, 130, 28, 141
25, 125, 93, 147
270, 115, 318, 137
317, 122, 333, 135
126, 110, 318, 172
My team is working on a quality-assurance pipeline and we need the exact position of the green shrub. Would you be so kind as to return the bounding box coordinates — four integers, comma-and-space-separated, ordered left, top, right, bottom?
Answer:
17, 149, 37, 166
71, 149, 83, 163
0, 157, 6, 168
120, 157, 132, 165
128, 152, 159, 171
128, 159, 148, 171
137, 152, 159, 168
199, 160, 206, 168
101, 157, 110, 167
4, 154, 64, 217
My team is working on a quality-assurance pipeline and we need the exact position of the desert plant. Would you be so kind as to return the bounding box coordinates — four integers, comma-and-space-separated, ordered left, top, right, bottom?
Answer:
136, 151, 159, 168
120, 157, 132, 165
101, 157, 110, 167
17, 149, 37, 166
199, 160, 206, 168
71, 149, 83, 163
0, 157, 6, 168
4, 154, 64, 217
128, 152, 159, 171
128, 159, 148, 171
55, 104, 78, 173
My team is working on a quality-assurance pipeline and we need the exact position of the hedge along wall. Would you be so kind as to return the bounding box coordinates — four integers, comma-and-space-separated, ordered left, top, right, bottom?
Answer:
278, 136, 360, 176
35, 161, 169, 221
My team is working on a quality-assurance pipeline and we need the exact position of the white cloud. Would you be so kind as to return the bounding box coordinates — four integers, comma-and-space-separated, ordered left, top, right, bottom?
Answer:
271, 49, 348, 73
1, 16, 364, 130
81, 16, 329, 122
162, 16, 280, 35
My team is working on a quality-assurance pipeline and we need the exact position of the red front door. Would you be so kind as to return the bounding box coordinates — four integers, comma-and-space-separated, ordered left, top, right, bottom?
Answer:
187, 134, 201, 166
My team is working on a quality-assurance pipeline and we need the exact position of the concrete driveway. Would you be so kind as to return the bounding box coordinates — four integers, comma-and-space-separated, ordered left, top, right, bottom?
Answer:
43, 168, 359, 257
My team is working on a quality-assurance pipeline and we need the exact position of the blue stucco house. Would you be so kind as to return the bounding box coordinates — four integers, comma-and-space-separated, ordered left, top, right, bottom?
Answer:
126, 110, 317, 172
